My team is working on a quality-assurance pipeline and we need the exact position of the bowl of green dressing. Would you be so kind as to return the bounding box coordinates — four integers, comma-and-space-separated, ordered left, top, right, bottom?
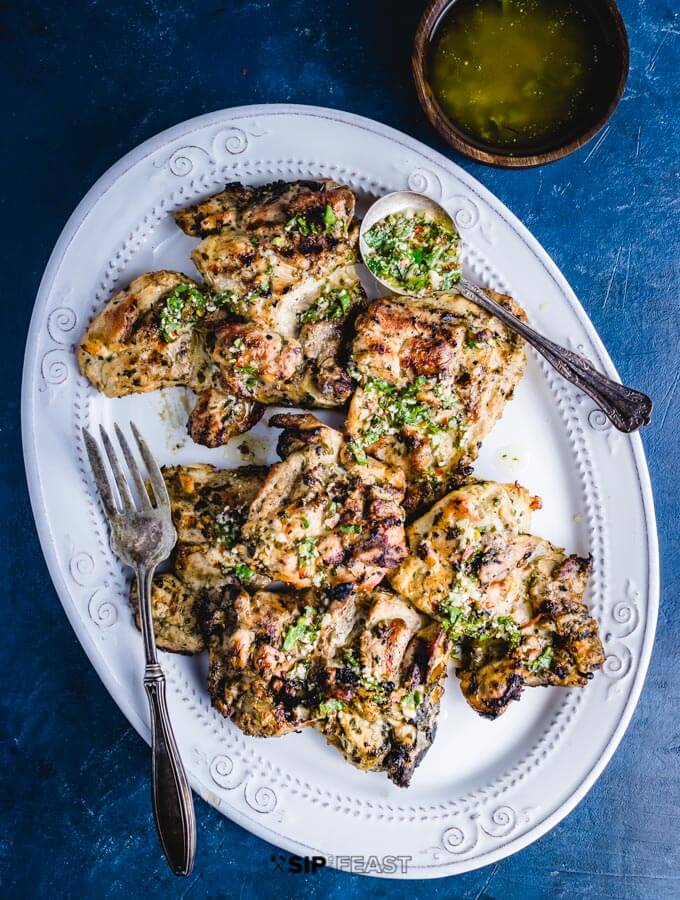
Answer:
413, 0, 629, 167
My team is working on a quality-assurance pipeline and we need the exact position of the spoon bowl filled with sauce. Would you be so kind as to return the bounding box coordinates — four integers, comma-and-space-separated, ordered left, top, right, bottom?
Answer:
413, 0, 628, 166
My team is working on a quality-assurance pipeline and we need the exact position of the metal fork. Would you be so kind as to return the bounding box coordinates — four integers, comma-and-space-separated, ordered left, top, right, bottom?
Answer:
82, 421, 196, 876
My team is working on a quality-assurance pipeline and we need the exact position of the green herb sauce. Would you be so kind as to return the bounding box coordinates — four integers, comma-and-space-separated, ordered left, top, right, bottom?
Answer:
440, 600, 522, 649
364, 211, 461, 295
282, 606, 320, 653
159, 283, 234, 342
527, 644, 554, 672
299, 284, 357, 325
428, 0, 608, 153
356, 376, 446, 448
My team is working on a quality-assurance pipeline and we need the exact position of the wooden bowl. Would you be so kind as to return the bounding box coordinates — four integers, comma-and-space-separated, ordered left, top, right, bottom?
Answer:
412, 0, 629, 168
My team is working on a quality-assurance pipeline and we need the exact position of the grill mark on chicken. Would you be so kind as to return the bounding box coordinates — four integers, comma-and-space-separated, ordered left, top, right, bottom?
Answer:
241, 415, 407, 590
78, 270, 263, 445
179, 179, 358, 319
389, 480, 604, 718
175, 180, 351, 238
187, 388, 264, 448
346, 291, 527, 514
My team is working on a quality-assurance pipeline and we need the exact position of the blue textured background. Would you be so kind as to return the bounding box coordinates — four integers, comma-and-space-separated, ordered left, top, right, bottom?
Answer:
2, 1, 678, 897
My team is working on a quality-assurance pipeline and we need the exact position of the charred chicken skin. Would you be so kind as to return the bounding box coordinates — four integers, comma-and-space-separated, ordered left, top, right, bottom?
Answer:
347, 291, 527, 514
389, 480, 605, 718
204, 583, 450, 786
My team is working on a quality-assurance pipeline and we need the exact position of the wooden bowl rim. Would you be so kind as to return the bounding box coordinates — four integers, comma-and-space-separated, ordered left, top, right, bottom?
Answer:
412, 0, 630, 168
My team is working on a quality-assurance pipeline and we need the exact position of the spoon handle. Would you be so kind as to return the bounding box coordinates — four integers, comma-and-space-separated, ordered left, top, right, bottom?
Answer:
457, 279, 653, 433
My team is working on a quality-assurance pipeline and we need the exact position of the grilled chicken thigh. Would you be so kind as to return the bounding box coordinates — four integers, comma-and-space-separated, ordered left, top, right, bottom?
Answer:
176, 180, 358, 316
161, 464, 268, 587
79, 181, 362, 447
241, 414, 408, 590
186, 388, 264, 448
78, 270, 204, 397
78, 270, 264, 445
389, 481, 604, 718
206, 586, 315, 737
347, 291, 527, 513
316, 591, 450, 786
205, 583, 450, 785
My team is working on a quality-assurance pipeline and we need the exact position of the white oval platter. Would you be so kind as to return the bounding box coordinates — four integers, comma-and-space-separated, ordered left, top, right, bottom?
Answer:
21, 105, 658, 879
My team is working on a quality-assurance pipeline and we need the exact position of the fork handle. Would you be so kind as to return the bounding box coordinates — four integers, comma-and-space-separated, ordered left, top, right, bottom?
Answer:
144, 664, 196, 876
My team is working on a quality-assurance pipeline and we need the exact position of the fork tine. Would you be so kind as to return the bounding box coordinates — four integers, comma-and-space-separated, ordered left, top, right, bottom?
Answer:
114, 423, 151, 509
129, 421, 170, 508
82, 427, 119, 520
99, 425, 134, 512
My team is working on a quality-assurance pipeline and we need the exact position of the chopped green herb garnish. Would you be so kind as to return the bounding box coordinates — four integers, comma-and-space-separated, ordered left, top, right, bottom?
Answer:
297, 536, 318, 568
348, 442, 368, 465
323, 204, 337, 231
401, 689, 423, 711
235, 364, 258, 391
282, 606, 320, 653
159, 284, 206, 341
285, 214, 318, 236
339, 524, 360, 534
223, 562, 254, 582
363, 211, 461, 295
527, 645, 554, 673
343, 649, 361, 672
341, 650, 390, 703
159, 283, 237, 341
440, 601, 521, 650
300, 285, 356, 325
317, 698, 344, 717
214, 506, 244, 549
354, 376, 445, 452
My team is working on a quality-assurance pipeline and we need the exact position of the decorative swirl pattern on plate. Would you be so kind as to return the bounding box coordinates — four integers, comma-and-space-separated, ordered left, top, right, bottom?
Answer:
588, 408, 611, 431
67, 549, 118, 629
190, 747, 281, 819
41, 304, 78, 389
444, 194, 481, 231
158, 124, 268, 175
602, 578, 641, 697
87, 587, 118, 629
69, 550, 96, 586
402, 165, 484, 234
603, 644, 633, 699
41, 349, 71, 386
47, 307, 78, 343
166, 145, 212, 176
209, 754, 247, 791
609, 577, 641, 638
244, 782, 278, 815
407, 167, 443, 198
423, 806, 534, 861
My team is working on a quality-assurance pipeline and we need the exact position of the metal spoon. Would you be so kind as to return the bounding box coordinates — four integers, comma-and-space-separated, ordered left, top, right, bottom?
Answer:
359, 191, 652, 433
